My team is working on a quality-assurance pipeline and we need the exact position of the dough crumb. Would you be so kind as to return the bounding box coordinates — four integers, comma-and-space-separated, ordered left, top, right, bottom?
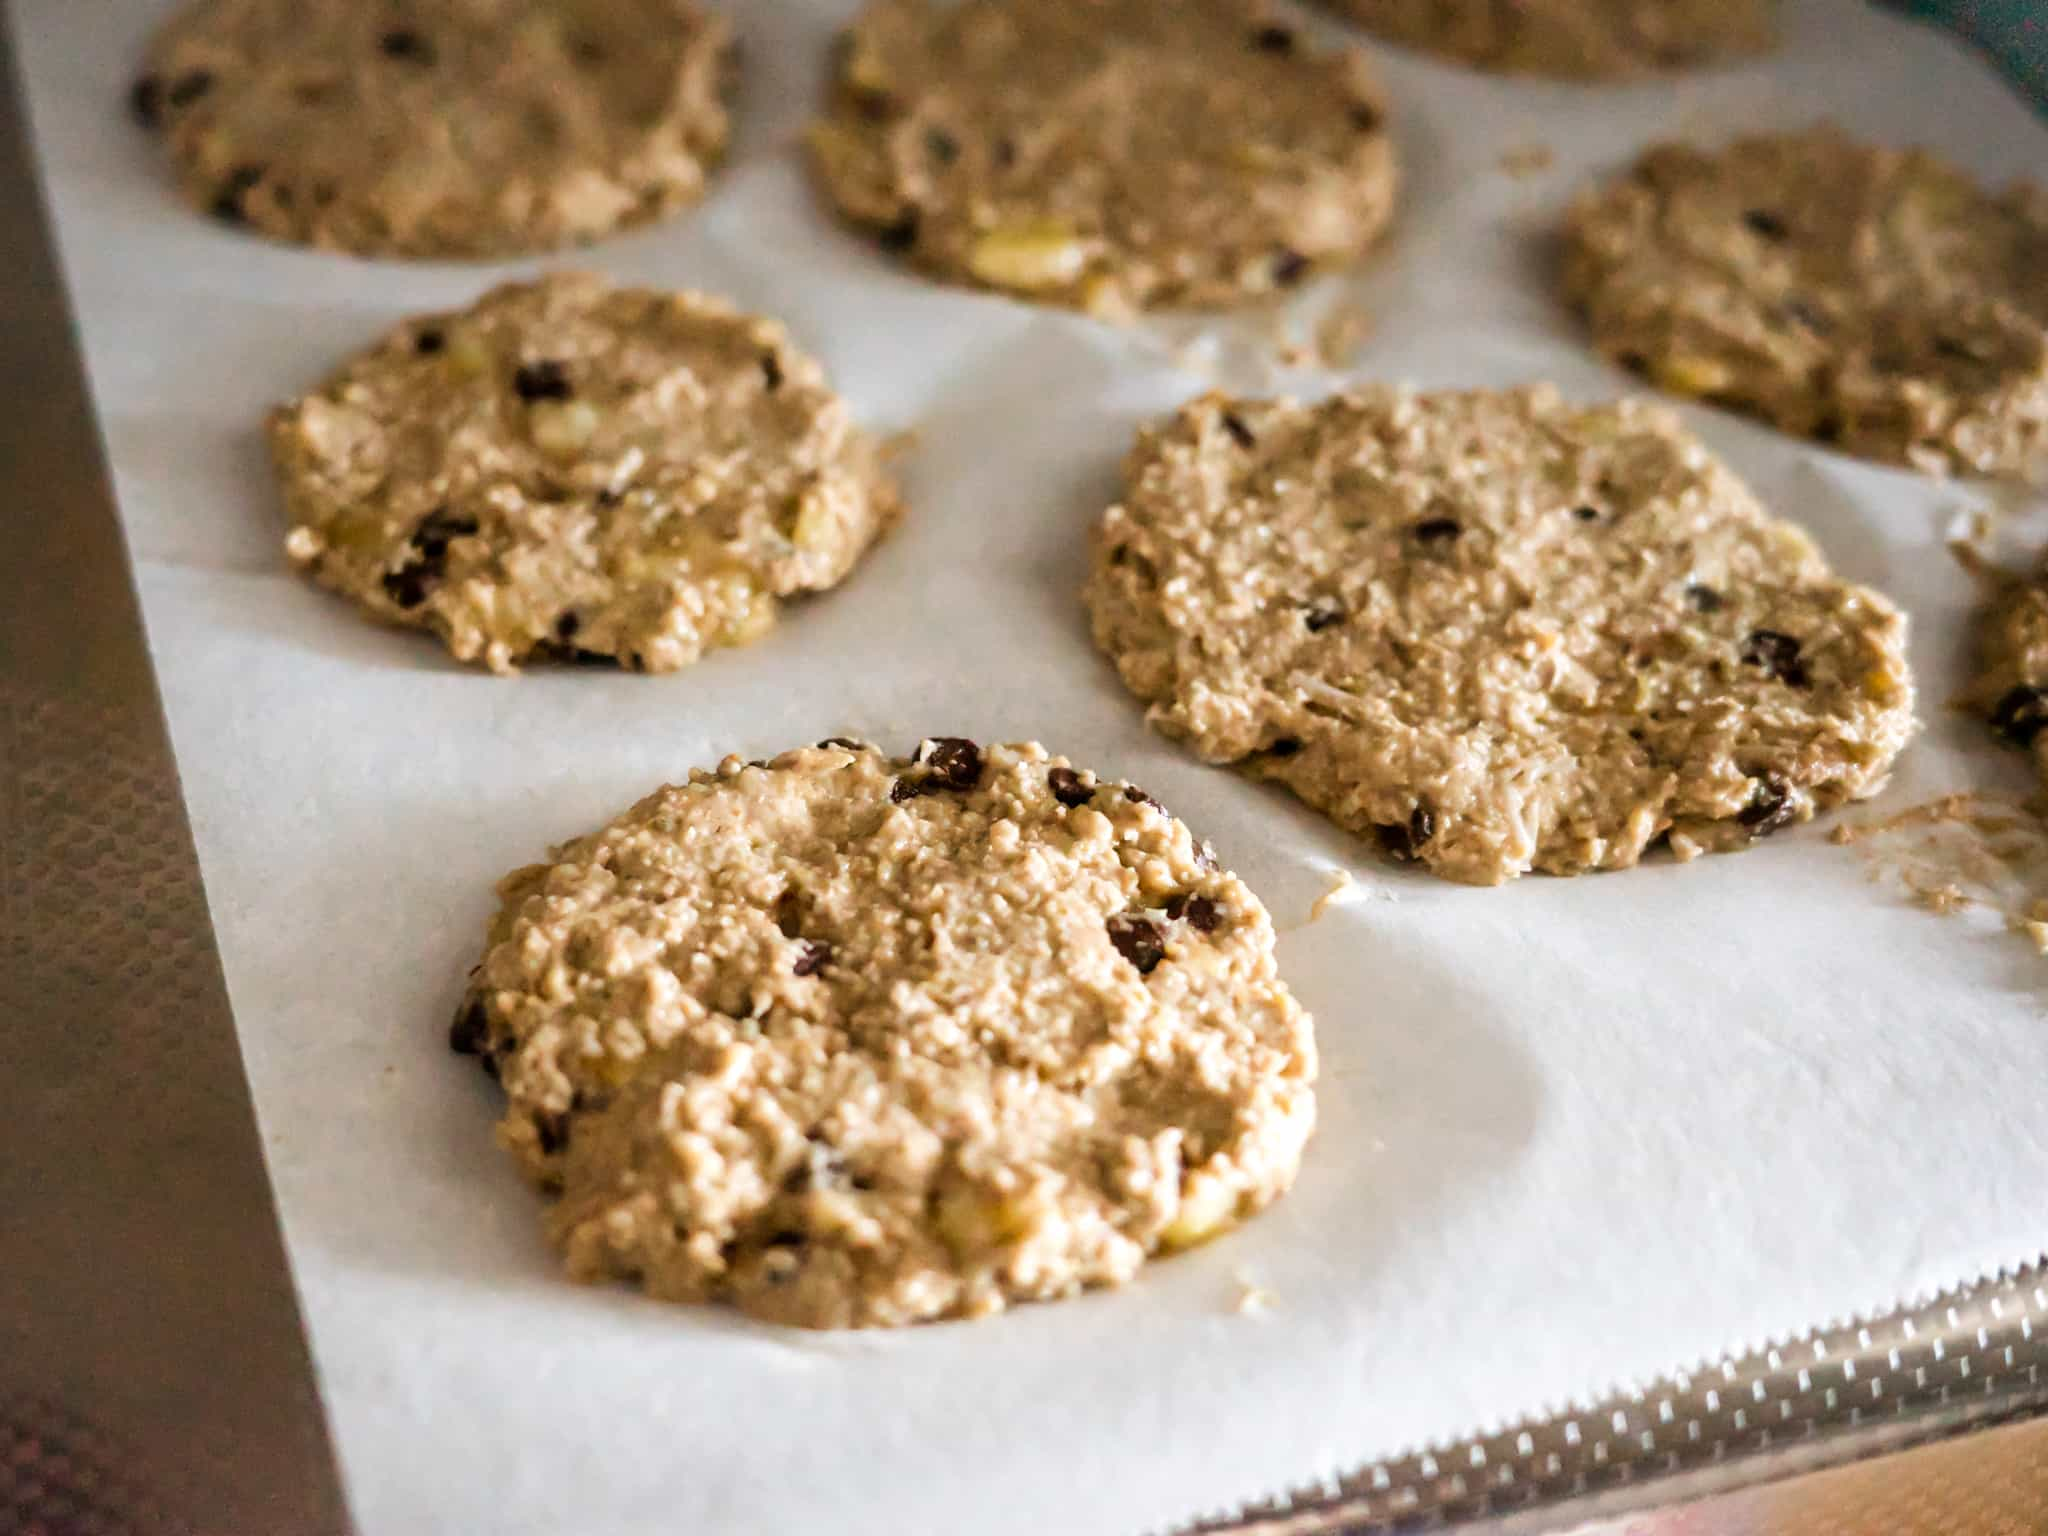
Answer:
1234, 1278, 1277, 1314
1309, 867, 1356, 923
1314, 299, 1375, 371
1838, 792, 2048, 952
1914, 880, 1970, 915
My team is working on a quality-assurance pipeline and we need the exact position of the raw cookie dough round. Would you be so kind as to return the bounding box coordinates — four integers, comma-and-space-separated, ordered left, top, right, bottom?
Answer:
805, 0, 1398, 312
1084, 385, 1918, 886
452, 739, 1317, 1329
269, 273, 900, 674
1564, 127, 2048, 482
1969, 557, 2048, 784
130, 0, 736, 257
1314, 0, 1773, 78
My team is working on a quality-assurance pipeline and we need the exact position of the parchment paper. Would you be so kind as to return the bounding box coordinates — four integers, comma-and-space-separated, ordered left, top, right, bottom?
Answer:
14, 2, 2048, 1531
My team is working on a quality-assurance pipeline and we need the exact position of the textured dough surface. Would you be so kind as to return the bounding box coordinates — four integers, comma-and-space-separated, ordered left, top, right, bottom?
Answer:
453, 740, 1316, 1329
1970, 558, 2048, 786
806, 0, 1397, 312
131, 0, 734, 257
1565, 127, 2048, 482
270, 273, 900, 675
1315, 0, 1773, 77
1085, 385, 1918, 885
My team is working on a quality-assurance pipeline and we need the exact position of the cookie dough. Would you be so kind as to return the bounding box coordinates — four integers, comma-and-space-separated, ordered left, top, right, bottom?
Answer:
1564, 127, 2048, 481
453, 739, 1317, 1329
1084, 385, 1918, 885
805, 0, 1398, 312
130, 0, 735, 257
1315, 0, 1773, 78
1970, 557, 2048, 784
269, 273, 899, 674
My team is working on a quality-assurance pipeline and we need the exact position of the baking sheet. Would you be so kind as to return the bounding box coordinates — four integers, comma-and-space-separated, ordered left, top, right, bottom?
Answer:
14, 1, 2048, 1532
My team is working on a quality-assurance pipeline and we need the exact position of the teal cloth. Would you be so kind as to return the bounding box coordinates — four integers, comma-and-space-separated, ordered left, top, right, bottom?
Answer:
1890, 0, 2048, 108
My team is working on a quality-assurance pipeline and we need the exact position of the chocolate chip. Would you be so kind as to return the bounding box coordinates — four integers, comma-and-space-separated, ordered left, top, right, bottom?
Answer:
1252, 25, 1296, 52
1124, 785, 1165, 814
878, 210, 920, 252
1221, 412, 1257, 450
417, 507, 479, 549
1272, 248, 1310, 287
449, 998, 489, 1057
1375, 804, 1436, 862
1813, 413, 1844, 444
1267, 737, 1304, 758
595, 486, 622, 507
761, 351, 784, 391
1783, 298, 1833, 335
1413, 517, 1461, 545
919, 737, 984, 793
1348, 102, 1382, 132
793, 940, 834, 977
379, 28, 434, 62
555, 613, 581, 642
129, 74, 165, 128
1934, 334, 1984, 363
1737, 775, 1797, 837
1741, 629, 1810, 688
1573, 505, 1600, 523
513, 359, 572, 402
167, 69, 214, 109
1742, 209, 1789, 241
382, 564, 435, 609
1048, 766, 1092, 807
381, 507, 478, 609
210, 164, 264, 224
1990, 685, 2048, 748
1193, 841, 1219, 871
1165, 893, 1222, 933
889, 778, 918, 804
1303, 600, 1345, 632
818, 736, 869, 751
852, 87, 897, 122
1686, 583, 1724, 612
1106, 914, 1167, 975
534, 1113, 569, 1156
766, 1230, 807, 1248
414, 328, 445, 355
925, 127, 959, 165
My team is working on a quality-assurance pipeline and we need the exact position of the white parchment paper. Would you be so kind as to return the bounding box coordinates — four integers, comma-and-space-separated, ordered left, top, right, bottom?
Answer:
15, 1, 2048, 1530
